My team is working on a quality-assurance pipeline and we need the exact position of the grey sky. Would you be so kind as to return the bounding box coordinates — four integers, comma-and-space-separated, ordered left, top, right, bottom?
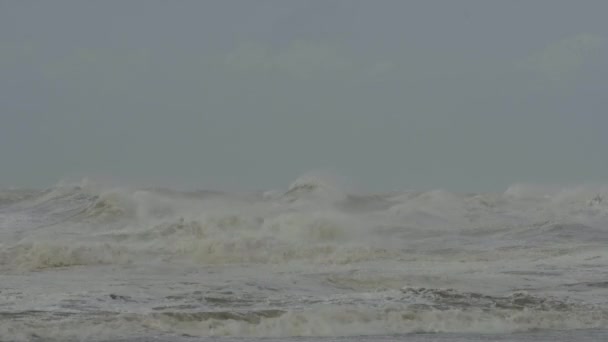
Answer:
1, 1, 607, 192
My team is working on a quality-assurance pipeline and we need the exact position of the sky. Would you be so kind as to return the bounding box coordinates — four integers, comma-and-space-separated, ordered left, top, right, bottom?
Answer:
1, 0, 607, 192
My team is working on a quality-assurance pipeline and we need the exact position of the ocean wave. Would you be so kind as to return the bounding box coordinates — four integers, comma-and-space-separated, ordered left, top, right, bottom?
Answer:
282, 173, 348, 204
0, 189, 40, 208
145, 305, 607, 337
2, 177, 608, 271
2, 290, 606, 340
2, 241, 130, 270
4, 179, 608, 229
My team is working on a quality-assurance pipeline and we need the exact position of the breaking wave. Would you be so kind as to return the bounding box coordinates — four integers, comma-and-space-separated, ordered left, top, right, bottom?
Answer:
2, 179, 608, 270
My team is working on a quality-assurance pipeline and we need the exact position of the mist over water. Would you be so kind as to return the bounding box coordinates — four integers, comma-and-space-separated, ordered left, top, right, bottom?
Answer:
1, 175, 607, 341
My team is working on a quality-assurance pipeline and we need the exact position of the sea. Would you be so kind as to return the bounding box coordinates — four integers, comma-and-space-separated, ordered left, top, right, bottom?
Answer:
1, 176, 607, 341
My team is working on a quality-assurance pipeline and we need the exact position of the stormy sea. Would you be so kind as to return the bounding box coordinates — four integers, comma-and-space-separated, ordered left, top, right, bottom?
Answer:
1, 176, 607, 341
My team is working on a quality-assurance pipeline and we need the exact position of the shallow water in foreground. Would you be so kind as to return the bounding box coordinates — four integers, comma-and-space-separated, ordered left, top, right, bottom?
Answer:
98, 329, 608, 342
1, 178, 607, 341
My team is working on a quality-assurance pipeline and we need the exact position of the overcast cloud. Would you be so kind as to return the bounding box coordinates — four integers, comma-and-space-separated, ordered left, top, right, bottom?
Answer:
1, 1, 607, 191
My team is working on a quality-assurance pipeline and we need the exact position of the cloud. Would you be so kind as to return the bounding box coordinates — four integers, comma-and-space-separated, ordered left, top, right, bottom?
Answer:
223, 41, 360, 79
38, 42, 367, 90
0, 43, 37, 70
274, 41, 354, 78
521, 33, 603, 81
224, 43, 274, 72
